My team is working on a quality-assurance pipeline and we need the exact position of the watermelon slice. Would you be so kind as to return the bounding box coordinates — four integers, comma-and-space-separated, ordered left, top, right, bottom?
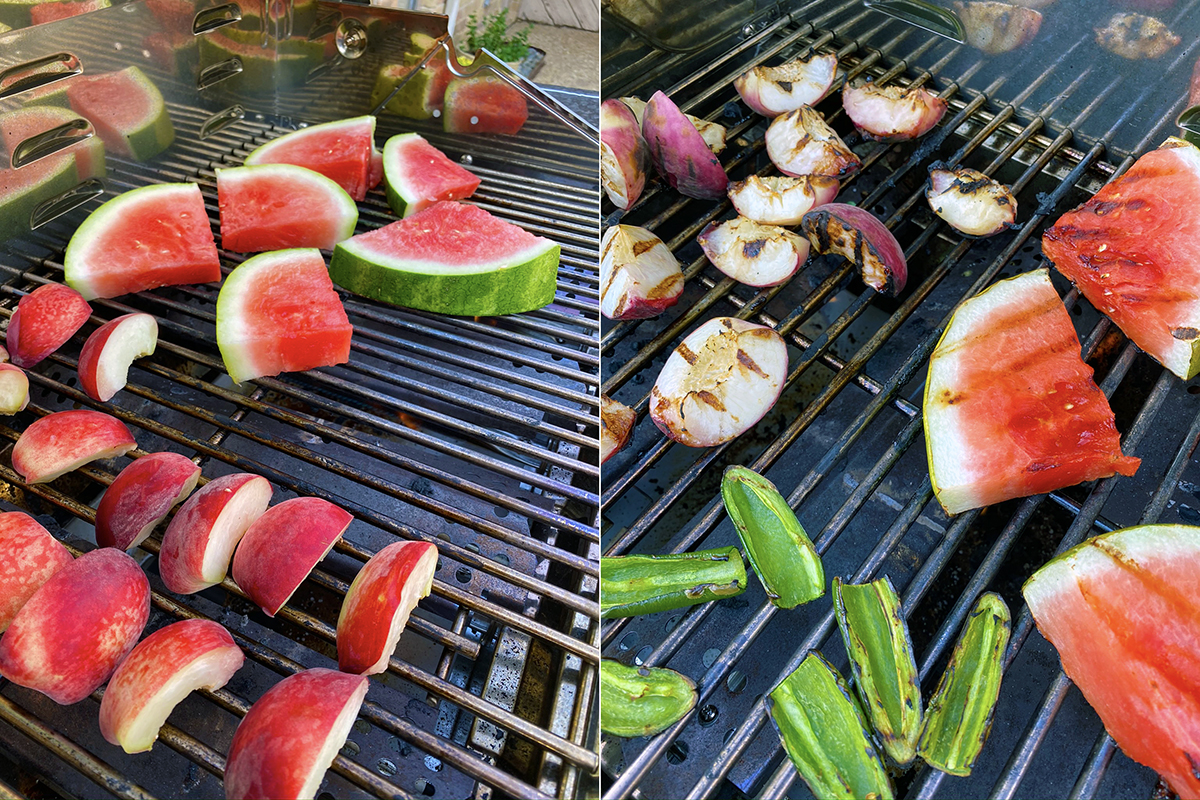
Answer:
65, 66, 174, 161
143, 31, 198, 80
64, 183, 221, 300
197, 33, 315, 92
401, 47, 475, 112
29, 0, 109, 24
382, 133, 480, 218
0, 106, 105, 241
216, 249, 352, 384
1042, 137, 1200, 380
444, 76, 529, 135
245, 116, 376, 202
217, 164, 357, 253
369, 63, 439, 120
924, 268, 1139, 516
329, 201, 559, 316
1023, 524, 1200, 797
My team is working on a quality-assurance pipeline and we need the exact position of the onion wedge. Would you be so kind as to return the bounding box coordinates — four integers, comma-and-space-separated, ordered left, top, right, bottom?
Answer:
766, 106, 861, 180
698, 216, 810, 287
601, 225, 685, 320
728, 175, 839, 226
842, 81, 946, 142
601, 99, 650, 211
601, 395, 636, 463
954, 2, 1042, 54
650, 317, 788, 448
1095, 13, 1180, 59
734, 53, 838, 117
801, 203, 908, 296
926, 168, 1016, 237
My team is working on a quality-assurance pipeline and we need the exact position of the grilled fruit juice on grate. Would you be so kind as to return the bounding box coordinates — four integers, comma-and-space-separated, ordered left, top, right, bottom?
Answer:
924, 269, 1139, 515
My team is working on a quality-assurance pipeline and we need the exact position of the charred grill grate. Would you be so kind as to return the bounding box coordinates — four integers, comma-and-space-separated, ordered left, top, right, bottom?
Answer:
601, 1, 1200, 798
0, 43, 601, 800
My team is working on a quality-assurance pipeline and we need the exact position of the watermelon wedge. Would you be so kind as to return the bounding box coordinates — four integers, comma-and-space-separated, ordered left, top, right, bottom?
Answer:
245, 116, 376, 202
65, 66, 174, 161
216, 249, 352, 383
382, 133, 480, 218
1042, 137, 1200, 380
217, 164, 358, 253
64, 183, 221, 300
197, 33, 315, 92
1023, 524, 1200, 798
400, 47, 475, 113
29, 0, 109, 24
444, 76, 529, 136
369, 63, 439, 120
329, 201, 559, 316
924, 269, 1139, 516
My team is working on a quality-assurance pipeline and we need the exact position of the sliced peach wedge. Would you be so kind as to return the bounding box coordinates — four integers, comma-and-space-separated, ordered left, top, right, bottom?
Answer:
0, 511, 72, 632
78, 313, 158, 402
95, 452, 201, 551
6, 283, 92, 369
11, 409, 137, 484
0, 363, 29, 415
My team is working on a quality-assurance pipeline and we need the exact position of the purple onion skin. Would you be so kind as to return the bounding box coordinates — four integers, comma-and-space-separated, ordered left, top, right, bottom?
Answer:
601, 99, 650, 210
642, 91, 729, 200
801, 203, 908, 296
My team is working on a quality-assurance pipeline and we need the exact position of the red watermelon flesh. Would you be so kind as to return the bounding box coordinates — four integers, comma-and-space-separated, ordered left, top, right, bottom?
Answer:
443, 76, 528, 136
1024, 524, 1200, 798
245, 117, 376, 201
63, 183, 221, 300
215, 248, 352, 384
65, 66, 174, 161
217, 164, 358, 253
382, 133, 480, 217
924, 268, 1139, 516
1042, 138, 1200, 380
30, 0, 109, 24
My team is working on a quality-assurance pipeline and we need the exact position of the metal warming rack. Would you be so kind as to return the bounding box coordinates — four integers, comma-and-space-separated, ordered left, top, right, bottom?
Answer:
0, 5, 601, 799
601, 1, 1200, 798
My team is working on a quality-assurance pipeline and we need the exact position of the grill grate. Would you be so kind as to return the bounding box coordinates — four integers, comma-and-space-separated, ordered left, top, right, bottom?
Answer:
600, 2, 1200, 798
0, 56, 600, 800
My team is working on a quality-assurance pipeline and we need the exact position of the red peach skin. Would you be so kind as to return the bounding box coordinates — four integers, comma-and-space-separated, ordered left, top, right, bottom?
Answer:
231, 497, 352, 617
99, 618, 244, 753
0, 548, 150, 704
11, 409, 136, 484
77, 313, 159, 402
6, 283, 92, 369
337, 541, 438, 675
0, 511, 73, 632
0, 363, 29, 415
159, 473, 272, 594
95, 452, 201, 551
224, 668, 369, 800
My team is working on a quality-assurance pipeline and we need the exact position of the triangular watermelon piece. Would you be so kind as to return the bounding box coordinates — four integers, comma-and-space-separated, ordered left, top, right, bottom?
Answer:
216, 249, 352, 384
924, 268, 1139, 515
329, 201, 559, 316
63, 183, 221, 300
443, 76, 528, 136
245, 116, 376, 201
217, 164, 358, 253
1023, 524, 1200, 798
382, 133, 479, 218
29, 0, 109, 24
66, 66, 174, 161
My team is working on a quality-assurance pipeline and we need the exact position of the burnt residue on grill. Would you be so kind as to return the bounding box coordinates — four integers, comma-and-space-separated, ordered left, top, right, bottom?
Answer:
601, 1, 1200, 798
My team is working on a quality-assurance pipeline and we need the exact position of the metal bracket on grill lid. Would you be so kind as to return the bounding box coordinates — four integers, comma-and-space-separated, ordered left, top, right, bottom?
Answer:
860, 0, 965, 43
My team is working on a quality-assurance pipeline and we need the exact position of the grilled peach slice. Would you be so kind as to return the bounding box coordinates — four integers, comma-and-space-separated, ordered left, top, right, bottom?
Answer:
0, 511, 72, 632
78, 313, 159, 402
95, 452, 201, 551
6, 283, 92, 369
0, 363, 29, 415
12, 409, 136, 484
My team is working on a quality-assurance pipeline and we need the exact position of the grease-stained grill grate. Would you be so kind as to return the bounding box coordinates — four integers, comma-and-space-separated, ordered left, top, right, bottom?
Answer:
600, 1, 1200, 798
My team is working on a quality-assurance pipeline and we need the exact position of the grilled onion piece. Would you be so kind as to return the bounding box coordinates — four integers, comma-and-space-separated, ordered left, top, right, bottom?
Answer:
954, 2, 1042, 54
1095, 13, 1180, 59
600, 99, 649, 211
698, 216, 810, 287
600, 394, 636, 463
734, 53, 839, 117
766, 106, 861, 180
842, 81, 947, 141
650, 317, 788, 448
801, 203, 908, 296
926, 168, 1016, 237
620, 95, 727, 154
728, 175, 839, 226
640, 91, 729, 199
601, 224, 685, 320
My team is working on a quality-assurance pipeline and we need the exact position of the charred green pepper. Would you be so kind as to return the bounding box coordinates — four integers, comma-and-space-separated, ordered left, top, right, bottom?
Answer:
600, 547, 747, 619
599, 659, 697, 738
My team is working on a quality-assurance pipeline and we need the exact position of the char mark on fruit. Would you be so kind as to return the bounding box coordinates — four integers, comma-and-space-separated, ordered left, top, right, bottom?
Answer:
737, 348, 768, 378
678, 344, 699, 365
742, 239, 767, 258
693, 390, 727, 412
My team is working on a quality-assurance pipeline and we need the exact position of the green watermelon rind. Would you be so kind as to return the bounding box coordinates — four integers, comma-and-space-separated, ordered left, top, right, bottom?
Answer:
330, 234, 560, 317
216, 163, 359, 248
63, 182, 203, 300
369, 63, 437, 120
382, 133, 478, 218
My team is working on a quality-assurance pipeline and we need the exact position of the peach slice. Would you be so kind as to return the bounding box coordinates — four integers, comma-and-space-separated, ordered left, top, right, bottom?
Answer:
11, 409, 137, 484
99, 618, 244, 753
95, 452, 201, 551
224, 668, 368, 800
0, 548, 150, 704
0, 363, 29, 415
337, 541, 438, 675
0, 511, 73, 632
231, 497, 352, 617
78, 313, 159, 402
6, 283, 93, 369
158, 473, 272, 594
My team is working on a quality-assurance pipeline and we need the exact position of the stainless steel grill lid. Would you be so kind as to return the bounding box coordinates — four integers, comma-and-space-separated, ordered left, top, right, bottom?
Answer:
601, 2, 1200, 798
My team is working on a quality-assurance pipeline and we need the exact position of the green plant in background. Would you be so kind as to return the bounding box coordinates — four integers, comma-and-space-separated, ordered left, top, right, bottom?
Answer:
465, 8, 534, 62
